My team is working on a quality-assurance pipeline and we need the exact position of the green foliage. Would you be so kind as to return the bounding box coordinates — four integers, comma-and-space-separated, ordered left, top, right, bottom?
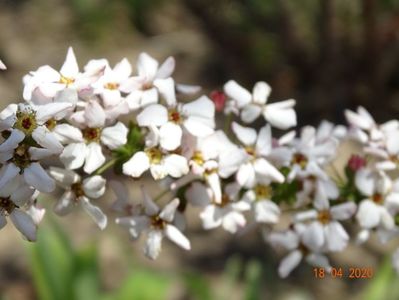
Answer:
271, 167, 300, 205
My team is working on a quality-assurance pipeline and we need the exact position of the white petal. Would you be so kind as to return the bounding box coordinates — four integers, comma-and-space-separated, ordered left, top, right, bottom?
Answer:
32, 126, 63, 154
10, 210, 36, 241
301, 222, 325, 252
254, 158, 284, 183
144, 230, 163, 260
159, 198, 179, 223
156, 56, 175, 79
60, 47, 79, 78
82, 176, 106, 198
60, 143, 87, 170
53, 124, 83, 144
355, 168, 375, 196
163, 154, 189, 178
200, 205, 222, 230
137, 53, 159, 81
137, 104, 168, 127
232, 122, 257, 146
54, 191, 75, 215
254, 200, 280, 223
236, 163, 256, 188
345, 108, 373, 130
80, 196, 107, 230
0, 59, 6, 70
255, 125, 272, 156
324, 221, 349, 252
0, 129, 25, 152
153, 78, 176, 107
183, 116, 215, 137
267, 230, 299, 250
185, 182, 212, 206
101, 122, 128, 150
35, 102, 72, 123
182, 96, 215, 119
240, 104, 262, 123
263, 101, 297, 129
24, 163, 55, 193
223, 80, 251, 107
160, 122, 182, 151
84, 101, 106, 128
356, 200, 380, 229
278, 250, 302, 278
83, 143, 106, 174
222, 211, 246, 233
123, 151, 150, 177
164, 224, 191, 250
0, 163, 20, 190
252, 81, 271, 104
141, 186, 159, 216
330, 202, 357, 220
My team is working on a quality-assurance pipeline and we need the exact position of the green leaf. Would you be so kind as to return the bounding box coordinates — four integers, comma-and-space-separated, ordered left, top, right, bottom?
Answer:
244, 260, 262, 300
183, 272, 214, 300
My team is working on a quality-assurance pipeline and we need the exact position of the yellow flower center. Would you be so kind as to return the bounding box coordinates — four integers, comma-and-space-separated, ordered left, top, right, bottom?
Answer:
254, 184, 273, 199
292, 153, 308, 169
317, 210, 331, 224
150, 215, 166, 229
168, 109, 182, 124
104, 82, 119, 90
145, 148, 163, 164
59, 75, 75, 86
45, 118, 57, 131
192, 151, 204, 166
14, 110, 37, 135
245, 146, 256, 157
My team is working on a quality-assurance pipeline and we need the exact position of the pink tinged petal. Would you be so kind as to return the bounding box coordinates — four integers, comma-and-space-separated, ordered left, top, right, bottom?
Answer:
60, 143, 87, 170
102, 89, 121, 108
240, 104, 262, 123
324, 221, 349, 252
0, 129, 25, 152
0, 59, 6, 70
232, 122, 257, 146
330, 202, 357, 220
0, 163, 20, 190
84, 101, 106, 128
254, 158, 284, 183
10, 210, 36, 241
185, 182, 212, 206
82, 175, 106, 198
263, 101, 297, 130
236, 163, 256, 188
123, 151, 150, 177
252, 81, 271, 104
160, 122, 182, 151
60, 47, 79, 78
24, 163, 55, 193
137, 104, 168, 127
163, 154, 189, 178
267, 231, 299, 250
137, 53, 159, 81
83, 142, 106, 174
159, 198, 179, 222
113, 58, 132, 80
164, 224, 191, 250
101, 122, 128, 150
254, 200, 280, 223
0, 215, 7, 229
255, 125, 272, 156
278, 250, 303, 278
153, 78, 176, 107
141, 186, 159, 216
144, 230, 163, 260
223, 80, 252, 107
32, 126, 63, 154
80, 196, 107, 230
301, 222, 325, 251
222, 211, 246, 233
53, 124, 84, 144
356, 200, 380, 229
54, 190, 75, 215
156, 56, 175, 79
35, 102, 73, 123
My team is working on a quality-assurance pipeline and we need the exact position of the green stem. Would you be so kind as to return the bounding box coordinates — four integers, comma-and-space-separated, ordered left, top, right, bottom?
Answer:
153, 189, 170, 202
93, 157, 117, 175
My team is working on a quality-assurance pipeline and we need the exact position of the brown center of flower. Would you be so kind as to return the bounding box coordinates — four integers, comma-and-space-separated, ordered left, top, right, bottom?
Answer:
0, 197, 17, 215
292, 153, 308, 169
145, 148, 163, 164
45, 118, 57, 131
15, 110, 37, 135
104, 82, 119, 90
83, 127, 101, 143
12, 144, 31, 169
245, 146, 256, 157
151, 215, 166, 229
255, 184, 273, 199
71, 183, 85, 198
317, 210, 331, 224
168, 109, 182, 124
372, 193, 384, 205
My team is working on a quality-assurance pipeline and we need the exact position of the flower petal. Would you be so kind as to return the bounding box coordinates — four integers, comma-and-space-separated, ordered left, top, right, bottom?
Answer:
80, 196, 107, 230
164, 224, 191, 250
24, 163, 55, 193
10, 210, 36, 241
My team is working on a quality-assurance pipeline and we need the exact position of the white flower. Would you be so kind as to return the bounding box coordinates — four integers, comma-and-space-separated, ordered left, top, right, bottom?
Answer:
116, 187, 190, 260
186, 182, 250, 233
223, 80, 296, 129
23, 47, 82, 100
226, 122, 284, 188
294, 187, 356, 252
267, 224, 332, 278
61, 101, 128, 173
355, 169, 399, 234
136, 95, 215, 151
0, 175, 37, 241
241, 184, 280, 224
49, 167, 107, 229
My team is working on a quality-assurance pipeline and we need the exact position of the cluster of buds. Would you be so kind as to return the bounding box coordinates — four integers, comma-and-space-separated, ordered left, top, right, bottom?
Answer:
1, 49, 399, 278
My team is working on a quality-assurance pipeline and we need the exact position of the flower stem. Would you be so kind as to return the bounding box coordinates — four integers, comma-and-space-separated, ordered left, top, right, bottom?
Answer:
93, 157, 117, 175
154, 189, 170, 202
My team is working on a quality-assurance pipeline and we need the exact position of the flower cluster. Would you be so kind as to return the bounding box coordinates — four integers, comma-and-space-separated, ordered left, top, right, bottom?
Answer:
1, 48, 399, 278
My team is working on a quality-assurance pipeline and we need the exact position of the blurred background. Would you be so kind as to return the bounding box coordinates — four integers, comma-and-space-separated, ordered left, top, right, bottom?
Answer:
2, 0, 399, 299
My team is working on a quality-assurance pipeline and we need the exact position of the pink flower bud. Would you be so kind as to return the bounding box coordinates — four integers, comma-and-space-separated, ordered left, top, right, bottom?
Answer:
347, 155, 366, 171
210, 90, 226, 112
